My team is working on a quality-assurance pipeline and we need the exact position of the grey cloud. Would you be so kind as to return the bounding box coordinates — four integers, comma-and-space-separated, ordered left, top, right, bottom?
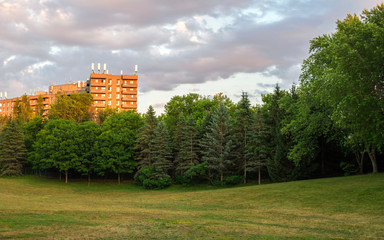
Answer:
0, 0, 382, 105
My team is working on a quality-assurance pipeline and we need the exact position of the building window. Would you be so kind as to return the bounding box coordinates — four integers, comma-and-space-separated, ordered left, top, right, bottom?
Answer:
102, 79, 106, 83
130, 88, 133, 91
131, 95, 134, 98
117, 80, 120, 84
124, 80, 127, 84
95, 101, 98, 104
131, 102, 133, 105
117, 87, 120, 91
130, 81, 133, 84
108, 101, 111, 106
117, 101, 120, 105
101, 87, 105, 90
108, 87, 112, 91
108, 94, 111, 98
109, 80, 112, 84
96, 87, 98, 90
117, 94, 120, 98
95, 94, 98, 97
95, 79, 98, 83
101, 94, 105, 97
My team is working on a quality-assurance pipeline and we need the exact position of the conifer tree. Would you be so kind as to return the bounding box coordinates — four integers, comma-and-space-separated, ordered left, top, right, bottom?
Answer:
246, 108, 268, 184
201, 102, 234, 183
136, 106, 158, 169
175, 116, 199, 175
0, 121, 27, 176
233, 92, 253, 183
151, 121, 173, 175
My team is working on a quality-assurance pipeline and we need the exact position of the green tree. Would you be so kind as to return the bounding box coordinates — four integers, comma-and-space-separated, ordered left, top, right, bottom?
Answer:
19, 94, 33, 124
301, 4, 384, 173
12, 98, 21, 121
34, 119, 79, 183
96, 111, 144, 184
76, 121, 101, 185
201, 102, 234, 183
35, 95, 44, 117
233, 92, 253, 183
0, 121, 26, 176
136, 106, 158, 169
96, 105, 118, 125
152, 121, 173, 175
246, 107, 268, 184
175, 116, 199, 175
49, 92, 94, 123
24, 116, 46, 173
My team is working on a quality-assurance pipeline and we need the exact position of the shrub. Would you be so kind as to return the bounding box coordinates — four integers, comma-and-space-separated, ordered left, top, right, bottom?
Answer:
134, 166, 171, 189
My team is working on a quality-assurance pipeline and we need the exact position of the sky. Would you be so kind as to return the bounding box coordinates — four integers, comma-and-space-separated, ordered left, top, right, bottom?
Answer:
0, 0, 382, 114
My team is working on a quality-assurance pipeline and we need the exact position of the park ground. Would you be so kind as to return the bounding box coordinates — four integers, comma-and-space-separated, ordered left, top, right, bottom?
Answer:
0, 174, 383, 239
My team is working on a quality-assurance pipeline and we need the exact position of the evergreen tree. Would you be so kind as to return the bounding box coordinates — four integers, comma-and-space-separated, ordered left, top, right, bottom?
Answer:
246, 108, 268, 184
201, 102, 234, 183
0, 121, 27, 176
175, 116, 199, 175
136, 106, 158, 169
262, 85, 295, 182
233, 92, 253, 183
152, 121, 173, 175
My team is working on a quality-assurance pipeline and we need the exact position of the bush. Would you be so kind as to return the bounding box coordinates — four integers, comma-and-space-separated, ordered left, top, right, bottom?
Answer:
134, 166, 171, 189
143, 175, 171, 189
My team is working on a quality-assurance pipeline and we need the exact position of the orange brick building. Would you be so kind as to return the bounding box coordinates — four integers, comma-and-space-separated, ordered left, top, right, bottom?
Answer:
0, 66, 138, 116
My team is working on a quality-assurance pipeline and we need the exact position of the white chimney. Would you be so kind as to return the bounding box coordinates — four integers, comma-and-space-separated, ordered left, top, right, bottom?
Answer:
91, 63, 95, 73
97, 63, 100, 73
135, 65, 138, 74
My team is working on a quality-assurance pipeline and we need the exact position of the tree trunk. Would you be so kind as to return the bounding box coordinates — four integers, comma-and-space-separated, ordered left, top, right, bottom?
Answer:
220, 172, 223, 183
244, 160, 247, 184
88, 174, 91, 187
118, 170, 121, 184
321, 138, 325, 175
367, 146, 378, 173
59, 171, 61, 181
354, 149, 364, 174
258, 167, 261, 185
65, 170, 68, 184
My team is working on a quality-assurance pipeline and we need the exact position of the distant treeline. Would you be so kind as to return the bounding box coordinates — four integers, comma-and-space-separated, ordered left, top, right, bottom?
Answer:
0, 4, 383, 189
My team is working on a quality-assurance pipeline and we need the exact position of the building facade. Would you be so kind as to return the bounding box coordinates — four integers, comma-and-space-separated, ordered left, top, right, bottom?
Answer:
0, 69, 138, 116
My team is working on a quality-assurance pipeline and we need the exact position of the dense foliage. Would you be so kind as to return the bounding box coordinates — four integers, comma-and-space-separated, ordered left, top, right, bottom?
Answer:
0, 5, 383, 189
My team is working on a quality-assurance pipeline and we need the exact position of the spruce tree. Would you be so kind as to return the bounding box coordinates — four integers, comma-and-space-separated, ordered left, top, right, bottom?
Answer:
151, 121, 173, 175
246, 108, 268, 184
201, 102, 234, 183
175, 116, 199, 175
0, 121, 27, 176
136, 106, 158, 169
233, 92, 253, 183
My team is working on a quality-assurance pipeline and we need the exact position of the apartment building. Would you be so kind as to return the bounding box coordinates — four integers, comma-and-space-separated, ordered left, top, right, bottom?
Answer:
0, 65, 138, 116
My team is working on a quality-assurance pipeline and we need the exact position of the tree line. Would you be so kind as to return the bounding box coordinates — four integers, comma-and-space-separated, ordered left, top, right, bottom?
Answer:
0, 4, 383, 189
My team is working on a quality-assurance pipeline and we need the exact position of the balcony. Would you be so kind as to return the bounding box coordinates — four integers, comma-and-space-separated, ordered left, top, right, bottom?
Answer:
91, 89, 106, 94
93, 95, 106, 100
121, 90, 137, 95
93, 103, 106, 108
91, 82, 106, 87
121, 83, 137, 88
121, 104, 137, 109
121, 97, 137, 101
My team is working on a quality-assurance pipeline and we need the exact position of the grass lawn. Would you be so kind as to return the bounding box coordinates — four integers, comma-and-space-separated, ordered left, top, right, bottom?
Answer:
0, 174, 383, 239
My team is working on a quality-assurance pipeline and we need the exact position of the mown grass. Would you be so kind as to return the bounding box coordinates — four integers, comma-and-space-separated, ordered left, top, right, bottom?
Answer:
0, 174, 383, 239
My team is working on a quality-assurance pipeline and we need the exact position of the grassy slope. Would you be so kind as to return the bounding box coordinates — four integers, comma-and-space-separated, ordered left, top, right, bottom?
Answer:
0, 174, 383, 239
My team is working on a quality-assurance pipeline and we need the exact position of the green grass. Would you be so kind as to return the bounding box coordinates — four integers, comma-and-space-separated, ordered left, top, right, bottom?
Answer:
0, 174, 383, 239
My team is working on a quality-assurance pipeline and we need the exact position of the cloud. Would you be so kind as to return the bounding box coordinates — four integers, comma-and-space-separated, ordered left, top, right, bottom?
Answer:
0, 0, 382, 113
